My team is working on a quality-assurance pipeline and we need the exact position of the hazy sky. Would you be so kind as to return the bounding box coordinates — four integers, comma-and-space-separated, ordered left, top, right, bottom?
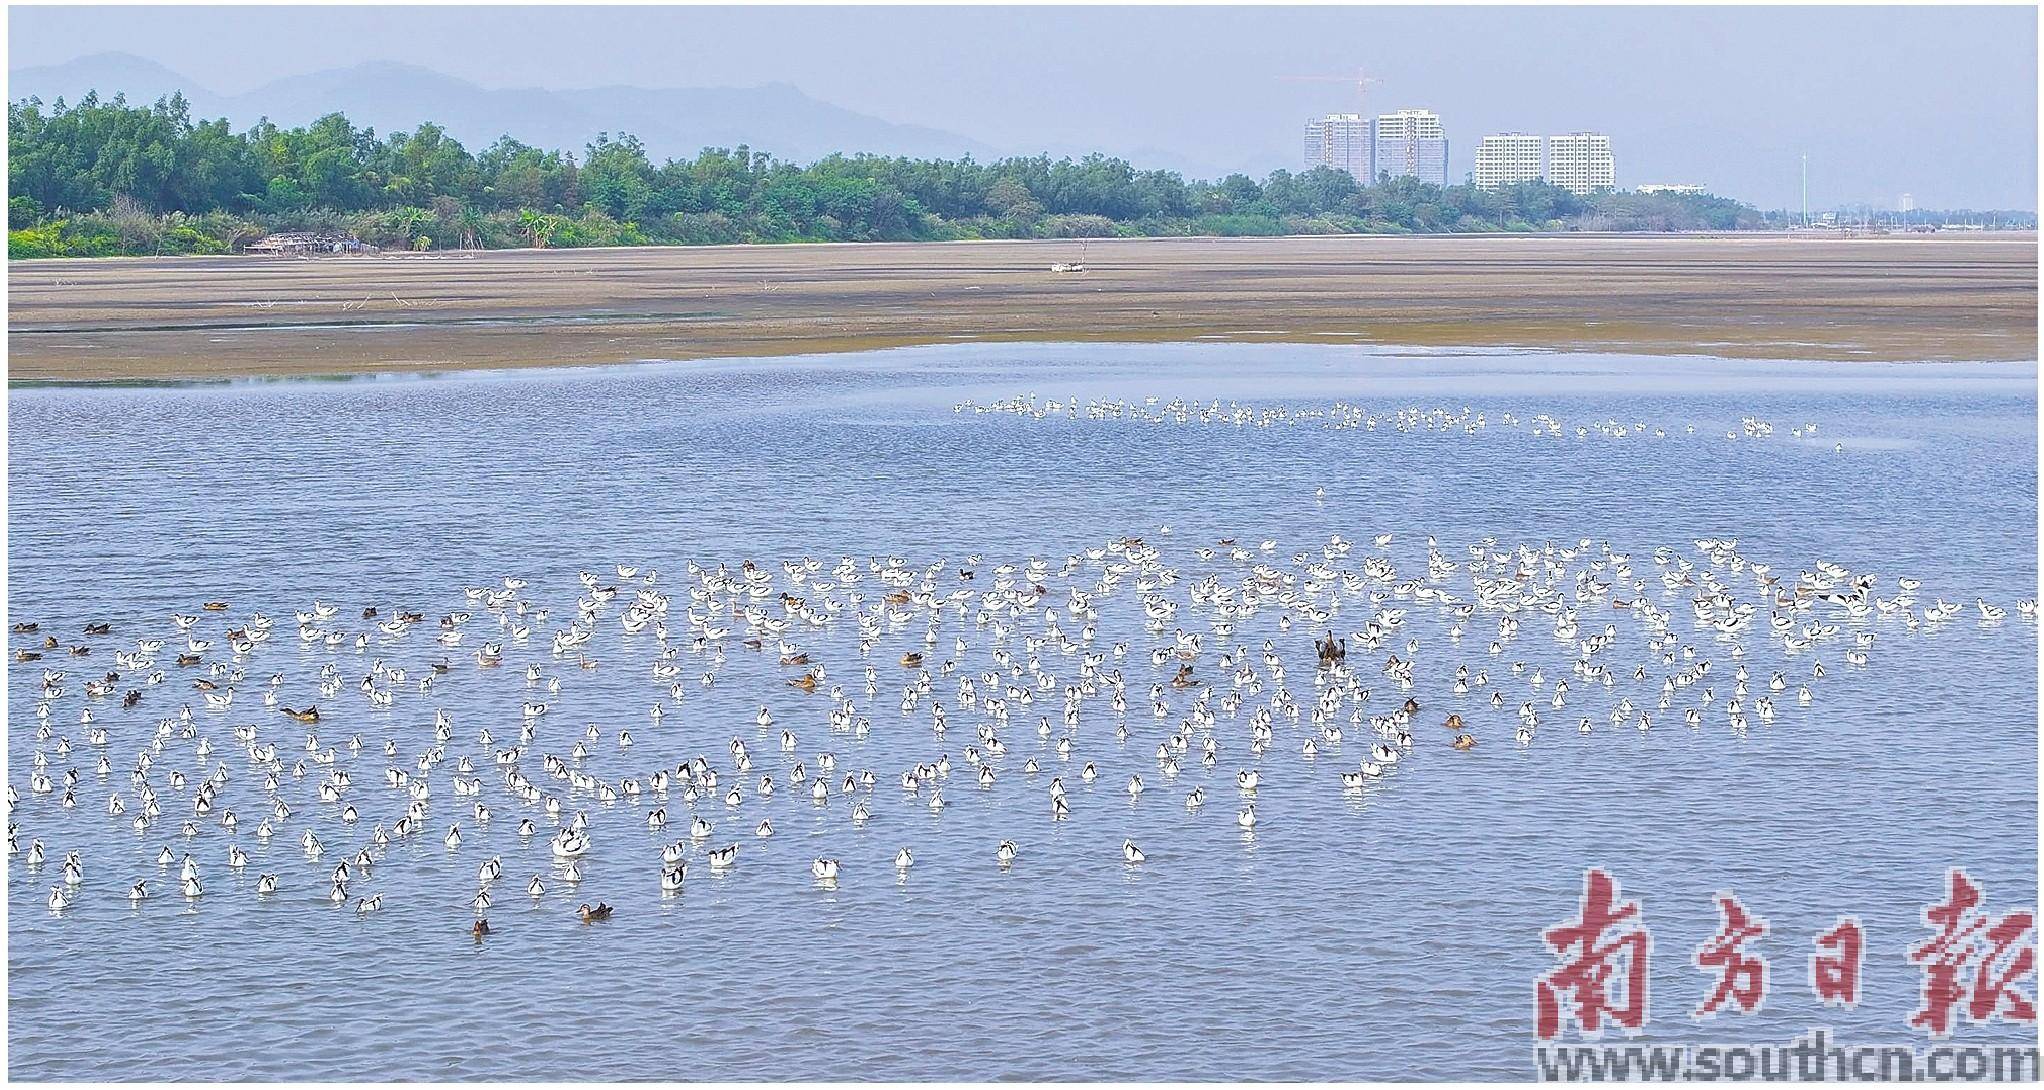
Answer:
9, 5, 2038, 209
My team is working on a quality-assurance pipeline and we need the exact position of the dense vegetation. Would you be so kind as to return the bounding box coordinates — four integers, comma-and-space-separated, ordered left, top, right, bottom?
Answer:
10, 92, 1770, 258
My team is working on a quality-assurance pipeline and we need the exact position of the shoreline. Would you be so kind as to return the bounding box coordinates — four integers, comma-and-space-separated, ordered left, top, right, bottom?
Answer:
10, 343, 2035, 396
9, 234, 2036, 382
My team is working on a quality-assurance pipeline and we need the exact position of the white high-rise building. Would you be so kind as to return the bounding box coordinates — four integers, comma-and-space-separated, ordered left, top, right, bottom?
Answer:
1373, 108, 1449, 186
1474, 133, 1543, 189
1547, 133, 1616, 195
1303, 113, 1374, 184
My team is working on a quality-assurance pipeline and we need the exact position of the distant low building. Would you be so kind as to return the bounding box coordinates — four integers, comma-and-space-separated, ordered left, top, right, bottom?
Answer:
246, 232, 373, 255
1636, 183, 1707, 195
1474, 133, 1544, 189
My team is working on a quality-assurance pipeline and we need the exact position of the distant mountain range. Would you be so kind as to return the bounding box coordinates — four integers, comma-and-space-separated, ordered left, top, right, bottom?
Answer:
9, 51, 1002, 166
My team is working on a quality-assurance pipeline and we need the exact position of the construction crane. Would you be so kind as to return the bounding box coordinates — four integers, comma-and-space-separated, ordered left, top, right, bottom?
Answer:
1278, 68, 1383, 116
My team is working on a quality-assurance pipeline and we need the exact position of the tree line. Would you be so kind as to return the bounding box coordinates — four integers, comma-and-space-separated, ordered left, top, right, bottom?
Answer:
9, 92, 1767, 258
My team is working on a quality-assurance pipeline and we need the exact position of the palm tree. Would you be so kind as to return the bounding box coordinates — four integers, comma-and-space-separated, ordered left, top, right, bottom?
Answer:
391, 206, 431, 249
456, 204, 484, 250
517, 209, 559, 248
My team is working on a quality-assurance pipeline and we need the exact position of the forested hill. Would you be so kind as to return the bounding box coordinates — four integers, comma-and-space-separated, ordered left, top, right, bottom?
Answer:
9, 94, 1766, 258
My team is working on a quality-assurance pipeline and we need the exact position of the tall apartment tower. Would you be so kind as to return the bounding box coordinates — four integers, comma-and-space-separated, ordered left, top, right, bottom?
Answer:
1473, 133, 1544, 189
1303, 113, 1375, 184
1373, 108, 1448, 185
1547, 133, 1616, 195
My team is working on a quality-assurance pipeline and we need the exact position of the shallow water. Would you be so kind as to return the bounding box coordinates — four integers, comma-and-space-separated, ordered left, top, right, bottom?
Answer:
7, 343, 2039, 1080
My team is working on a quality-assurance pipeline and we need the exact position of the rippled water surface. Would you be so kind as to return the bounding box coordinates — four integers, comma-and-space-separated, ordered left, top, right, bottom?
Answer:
7, 344, 2039, 1080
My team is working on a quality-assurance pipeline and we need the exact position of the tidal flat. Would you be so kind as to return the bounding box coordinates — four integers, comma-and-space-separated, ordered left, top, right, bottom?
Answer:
8, 234, 2036, 382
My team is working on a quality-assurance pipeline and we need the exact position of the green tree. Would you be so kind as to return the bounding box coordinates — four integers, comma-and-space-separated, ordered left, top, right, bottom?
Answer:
5, 93, 1777, 256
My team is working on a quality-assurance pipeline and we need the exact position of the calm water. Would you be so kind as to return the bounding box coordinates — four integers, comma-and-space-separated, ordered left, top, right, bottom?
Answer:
7, 343, 2039, 1080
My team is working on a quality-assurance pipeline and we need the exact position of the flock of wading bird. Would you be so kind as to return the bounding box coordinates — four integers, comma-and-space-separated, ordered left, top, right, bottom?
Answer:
953, 396, 1843, 449
10, 531, 2033, 935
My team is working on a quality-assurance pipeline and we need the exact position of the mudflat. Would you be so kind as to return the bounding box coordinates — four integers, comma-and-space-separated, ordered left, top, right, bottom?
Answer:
7, 234, 2036, 381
